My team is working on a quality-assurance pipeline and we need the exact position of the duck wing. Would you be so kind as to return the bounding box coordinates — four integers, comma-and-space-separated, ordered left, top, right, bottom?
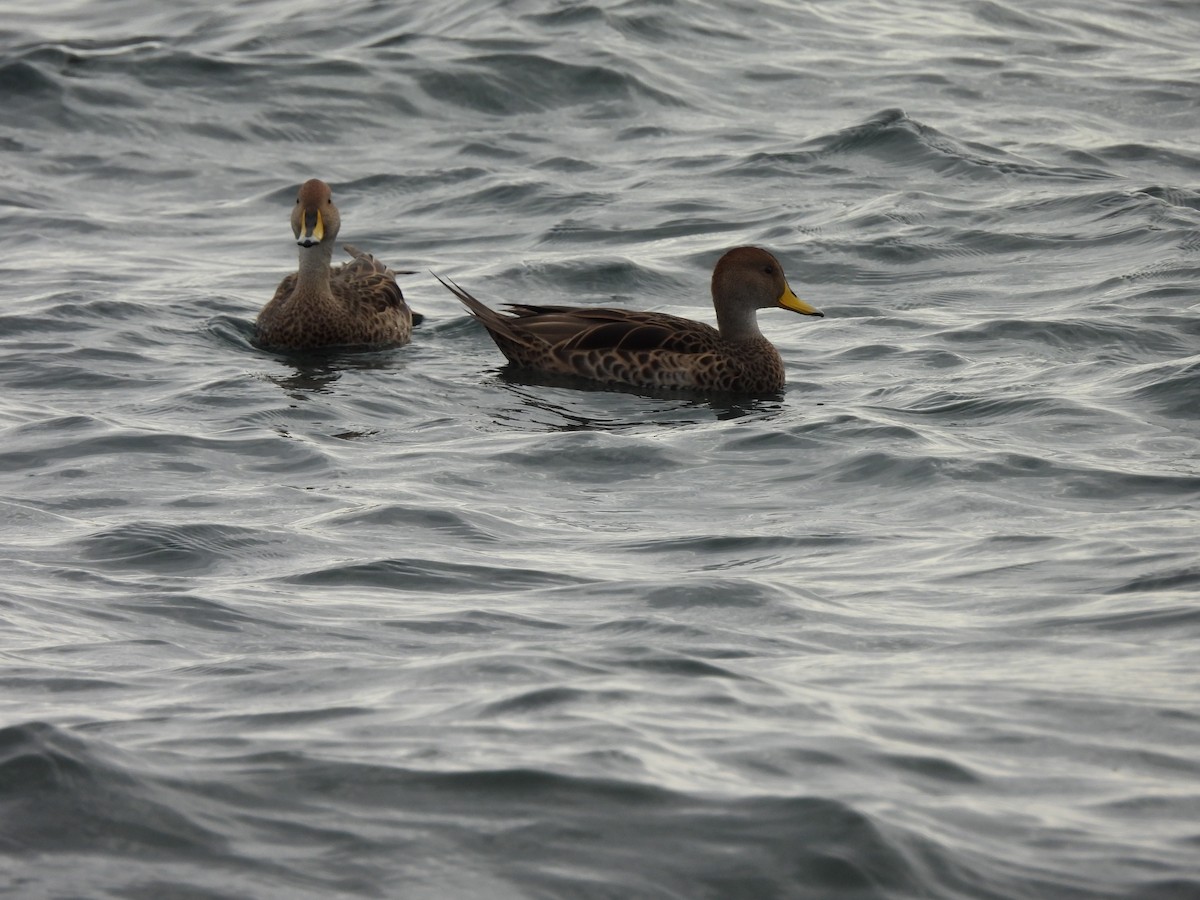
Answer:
436, 274, 733, 387
501, 305, 720, 356
335, 245, 411, 313
434, 275, 719, 353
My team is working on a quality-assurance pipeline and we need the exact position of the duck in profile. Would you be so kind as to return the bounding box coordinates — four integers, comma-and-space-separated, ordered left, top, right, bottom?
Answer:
434, 246, 823, 393
256, 178, 414, 349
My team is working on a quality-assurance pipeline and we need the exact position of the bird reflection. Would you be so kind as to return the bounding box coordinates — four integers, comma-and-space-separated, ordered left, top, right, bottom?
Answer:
263, 346, 405, 397
488, 365, 786, 432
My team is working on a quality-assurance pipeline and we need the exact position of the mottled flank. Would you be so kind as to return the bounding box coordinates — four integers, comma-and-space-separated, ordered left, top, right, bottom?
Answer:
437, 247, 823, 393
256, 179, 413, 349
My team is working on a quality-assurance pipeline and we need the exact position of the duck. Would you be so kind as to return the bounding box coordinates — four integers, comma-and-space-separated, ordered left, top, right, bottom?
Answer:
256, 178, 414, 349
434, 246, 823, 393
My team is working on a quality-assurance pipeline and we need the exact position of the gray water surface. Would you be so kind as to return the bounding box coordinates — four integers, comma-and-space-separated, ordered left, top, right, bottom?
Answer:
2, 1, 1199, 897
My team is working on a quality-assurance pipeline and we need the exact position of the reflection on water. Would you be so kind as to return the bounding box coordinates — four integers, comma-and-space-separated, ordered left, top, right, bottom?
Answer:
486, 369, 787, 432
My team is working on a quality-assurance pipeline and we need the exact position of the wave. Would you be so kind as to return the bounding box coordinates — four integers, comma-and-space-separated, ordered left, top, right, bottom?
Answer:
728, 109, 1116, 183
416, 52, 686, 115
0, 721, 227, 858
7, 719, 1193, 899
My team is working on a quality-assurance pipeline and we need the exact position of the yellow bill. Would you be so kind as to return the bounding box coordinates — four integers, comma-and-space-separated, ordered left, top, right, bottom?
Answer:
777, 283, 823, 317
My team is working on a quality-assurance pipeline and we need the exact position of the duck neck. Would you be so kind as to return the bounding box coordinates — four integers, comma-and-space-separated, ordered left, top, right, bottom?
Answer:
295, 242, 334, 297
715, 301, 763, 343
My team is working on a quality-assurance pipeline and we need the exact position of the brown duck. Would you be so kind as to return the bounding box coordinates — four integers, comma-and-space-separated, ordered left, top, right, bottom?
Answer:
256, 179, 414, 349
435, 246, 823, 392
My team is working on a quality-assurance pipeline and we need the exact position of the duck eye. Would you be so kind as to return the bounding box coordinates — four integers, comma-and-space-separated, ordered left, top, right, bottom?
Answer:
763, 265, 775, 275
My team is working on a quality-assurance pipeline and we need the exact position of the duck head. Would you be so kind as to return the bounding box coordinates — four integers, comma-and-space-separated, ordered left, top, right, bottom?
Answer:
713, 247, 822, 317
291, 178, 341, 249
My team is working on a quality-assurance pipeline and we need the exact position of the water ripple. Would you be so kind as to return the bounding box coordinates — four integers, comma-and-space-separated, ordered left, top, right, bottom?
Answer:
4, 0, 1200, 896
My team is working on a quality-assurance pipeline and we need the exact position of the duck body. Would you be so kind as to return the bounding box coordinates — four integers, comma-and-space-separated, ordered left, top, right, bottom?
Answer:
256, 179, 413, 350
437, 246, 823, 393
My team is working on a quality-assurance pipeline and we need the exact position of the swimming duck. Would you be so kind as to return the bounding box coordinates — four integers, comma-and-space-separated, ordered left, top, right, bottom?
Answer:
435, 246, 823, 392
256, 178, 414, 349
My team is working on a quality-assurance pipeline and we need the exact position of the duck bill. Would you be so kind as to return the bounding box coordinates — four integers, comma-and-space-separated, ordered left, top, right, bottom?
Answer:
297, 208, 324, 248
778, 283, 823, 317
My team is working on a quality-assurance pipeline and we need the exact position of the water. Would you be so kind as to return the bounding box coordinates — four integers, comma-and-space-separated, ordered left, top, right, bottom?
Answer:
2, 0, 1199, 897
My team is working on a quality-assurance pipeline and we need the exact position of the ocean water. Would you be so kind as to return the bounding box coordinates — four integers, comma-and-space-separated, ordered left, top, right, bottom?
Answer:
2, 0, 1199, 897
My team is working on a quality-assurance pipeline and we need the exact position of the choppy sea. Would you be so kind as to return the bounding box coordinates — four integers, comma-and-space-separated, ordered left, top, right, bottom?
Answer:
2, 1, 1199, 897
